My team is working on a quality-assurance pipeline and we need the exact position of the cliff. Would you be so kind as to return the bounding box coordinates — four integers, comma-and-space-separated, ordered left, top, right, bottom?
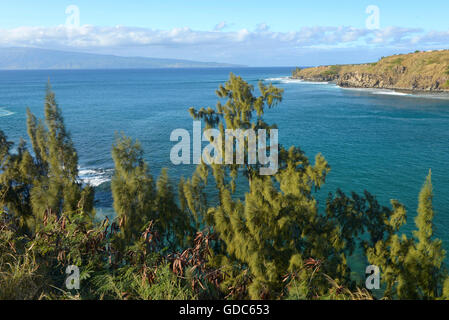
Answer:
292, 50, 449, 92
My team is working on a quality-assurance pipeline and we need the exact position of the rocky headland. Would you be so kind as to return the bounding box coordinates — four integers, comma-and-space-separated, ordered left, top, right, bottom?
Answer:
292, 50, 449, 92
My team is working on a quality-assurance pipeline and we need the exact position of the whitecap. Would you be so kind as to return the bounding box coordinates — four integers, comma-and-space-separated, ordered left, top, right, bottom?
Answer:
78, 168, 113, 187
342, 87, 449, 99
265, 77, 288, 82
264, 77, 330, 84
341, 87, 412, 97
0, 107, 14, 117
409, 93, 449, 100
371, 90, 411, 96
298, 80, 330, 85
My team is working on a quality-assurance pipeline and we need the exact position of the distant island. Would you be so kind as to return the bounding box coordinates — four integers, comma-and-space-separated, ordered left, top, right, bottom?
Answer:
292, 49, 449, 92
0, 47, 243, 70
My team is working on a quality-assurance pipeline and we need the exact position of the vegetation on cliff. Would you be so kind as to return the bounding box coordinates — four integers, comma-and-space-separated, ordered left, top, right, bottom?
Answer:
293, 50, 449, 91
1, 75, 449, 300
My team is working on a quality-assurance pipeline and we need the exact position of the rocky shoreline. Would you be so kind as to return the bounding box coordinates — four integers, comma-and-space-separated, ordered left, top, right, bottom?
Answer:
294, 72, 449, 93
292, 50, 449, 93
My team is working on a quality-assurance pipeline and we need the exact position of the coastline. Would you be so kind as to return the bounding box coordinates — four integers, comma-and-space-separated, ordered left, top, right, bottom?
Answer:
288, 76, 449, 98
291, 50, 449, 95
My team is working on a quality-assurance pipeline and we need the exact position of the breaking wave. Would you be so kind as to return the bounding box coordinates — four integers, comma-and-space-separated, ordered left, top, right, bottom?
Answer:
264, 77, 330, 84
78, 168, 113, 187
0, 107, 14, 117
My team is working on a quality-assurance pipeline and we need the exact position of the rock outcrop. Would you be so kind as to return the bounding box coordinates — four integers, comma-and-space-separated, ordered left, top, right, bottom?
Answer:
292, 50, 449, 92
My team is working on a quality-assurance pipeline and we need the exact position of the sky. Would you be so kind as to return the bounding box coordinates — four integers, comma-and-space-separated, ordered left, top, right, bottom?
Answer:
0, 0, 448, 66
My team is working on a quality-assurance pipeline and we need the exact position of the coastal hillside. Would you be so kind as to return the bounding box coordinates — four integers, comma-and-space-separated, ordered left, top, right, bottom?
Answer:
0, 47, 242, 70
293, 50, 449, 91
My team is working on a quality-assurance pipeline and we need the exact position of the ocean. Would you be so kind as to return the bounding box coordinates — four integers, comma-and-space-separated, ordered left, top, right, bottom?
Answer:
1, 67, 449, 253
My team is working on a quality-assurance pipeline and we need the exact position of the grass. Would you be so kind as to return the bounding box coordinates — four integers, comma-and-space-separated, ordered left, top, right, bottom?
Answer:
293, 49, 449, 91
442, 80, 449, 89
390, 58, 404, 65
321, 65, 341, 76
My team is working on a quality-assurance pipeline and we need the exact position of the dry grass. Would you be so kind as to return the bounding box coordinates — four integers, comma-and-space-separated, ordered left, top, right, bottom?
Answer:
294, 49, 449, 91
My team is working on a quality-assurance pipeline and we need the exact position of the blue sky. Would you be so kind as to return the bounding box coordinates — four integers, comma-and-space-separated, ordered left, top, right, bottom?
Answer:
2, 0, 448, 30
1, 1, 448, 66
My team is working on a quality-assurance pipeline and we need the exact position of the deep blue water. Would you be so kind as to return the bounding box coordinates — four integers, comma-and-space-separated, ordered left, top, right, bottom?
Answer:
1, 67, 449, 254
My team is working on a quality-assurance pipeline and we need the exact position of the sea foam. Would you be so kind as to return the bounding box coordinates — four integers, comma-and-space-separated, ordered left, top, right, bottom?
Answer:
0, 107, 14, 117
264, 77, 329, 84
78, 168, 113, 187
340, 87, 411, 96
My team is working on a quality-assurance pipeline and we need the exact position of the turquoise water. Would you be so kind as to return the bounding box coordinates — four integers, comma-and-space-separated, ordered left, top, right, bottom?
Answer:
1, 68, 449, 253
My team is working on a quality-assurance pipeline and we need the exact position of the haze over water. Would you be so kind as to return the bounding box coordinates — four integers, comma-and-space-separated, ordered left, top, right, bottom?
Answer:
1, 67, 448, 252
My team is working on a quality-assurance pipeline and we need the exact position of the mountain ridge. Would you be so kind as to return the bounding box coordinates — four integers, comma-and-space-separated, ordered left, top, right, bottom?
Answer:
0, 47, 243, 70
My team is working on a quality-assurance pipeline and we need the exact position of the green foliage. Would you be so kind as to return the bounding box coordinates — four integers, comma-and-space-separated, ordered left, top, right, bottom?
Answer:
92, 264, 196, 300
424, 58, 439, 65
367, 171, 447, 299
292, 67, 302, 77
444, 80, 449, 89
111, 134, 193, 249
1, 77, 448, 300
0, 253, 42, 300
0, 133, 35, 232
0, 84, 94, 235
155, 168, 194, 249
27, 85, 94, 228
321, 65, 341, 77
0, 213, 41, 299
111, 134, 156, 244
390, 58, 404, 65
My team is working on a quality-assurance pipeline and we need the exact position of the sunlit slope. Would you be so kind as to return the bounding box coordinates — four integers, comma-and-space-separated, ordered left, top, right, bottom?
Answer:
293, 50, 449, 91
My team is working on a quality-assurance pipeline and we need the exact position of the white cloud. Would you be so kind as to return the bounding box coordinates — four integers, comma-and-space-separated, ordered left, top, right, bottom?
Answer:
0, 24, 446, 65
0, 25, 432, 49
408, 30, 449, 46
256, 23, 270, 32
214, 21, 227, 31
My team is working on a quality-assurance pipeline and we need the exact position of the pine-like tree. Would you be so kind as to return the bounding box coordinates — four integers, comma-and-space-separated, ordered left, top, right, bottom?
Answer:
156, 168, 193, 249
26, 84, 94, 230
367, 171, 447, 299
0, 133, 36, 231
111, 134, 155, 244
1, 84, 94, 232
183, 74, 335, 298
111, 134, 193, 249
